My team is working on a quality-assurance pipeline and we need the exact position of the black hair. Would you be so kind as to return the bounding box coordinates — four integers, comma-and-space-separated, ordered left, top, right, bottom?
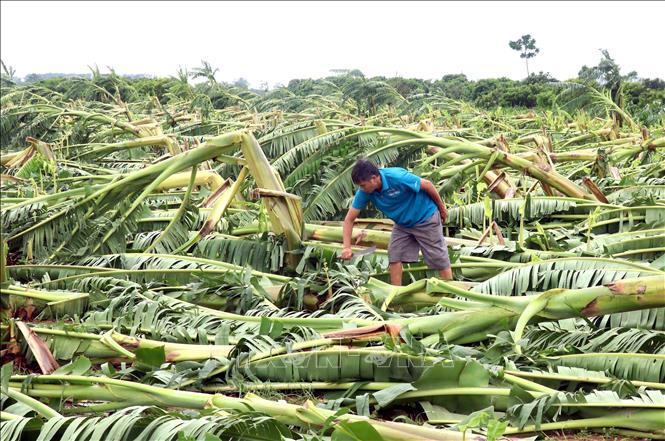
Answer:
351, 159, 379, 184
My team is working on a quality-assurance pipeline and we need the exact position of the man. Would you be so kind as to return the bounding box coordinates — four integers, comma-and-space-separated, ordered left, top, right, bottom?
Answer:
340, 159, 453, 285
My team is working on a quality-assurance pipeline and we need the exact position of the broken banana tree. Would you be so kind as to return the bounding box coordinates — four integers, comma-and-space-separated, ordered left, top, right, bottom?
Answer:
3, 130, 303, 266
335, 274, 665, 346
3, 372, 489, 441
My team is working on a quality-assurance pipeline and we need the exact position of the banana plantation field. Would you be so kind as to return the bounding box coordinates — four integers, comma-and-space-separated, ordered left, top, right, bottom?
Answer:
1, 79, 664, 441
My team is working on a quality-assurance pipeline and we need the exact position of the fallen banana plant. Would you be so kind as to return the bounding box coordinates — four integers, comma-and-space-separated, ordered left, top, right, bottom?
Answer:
2, 75, 664, 440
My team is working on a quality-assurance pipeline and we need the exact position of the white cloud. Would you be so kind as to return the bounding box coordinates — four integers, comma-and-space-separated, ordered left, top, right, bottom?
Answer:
2, 1, 663, 88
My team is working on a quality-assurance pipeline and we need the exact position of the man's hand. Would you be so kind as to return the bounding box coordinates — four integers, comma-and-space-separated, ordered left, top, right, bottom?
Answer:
421, 179, 448, 224
439, 206, 447, 223
342, 208, 360, 260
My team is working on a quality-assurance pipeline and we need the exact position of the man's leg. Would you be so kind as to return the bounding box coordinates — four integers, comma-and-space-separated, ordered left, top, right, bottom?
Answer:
389, 262, 403, 286
413, 212, 452, 280
388, 224, 419, 286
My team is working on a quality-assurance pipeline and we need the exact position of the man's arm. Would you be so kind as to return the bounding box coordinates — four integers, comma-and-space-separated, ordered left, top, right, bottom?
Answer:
420, 178, 447, 222
340, 208, 361, 260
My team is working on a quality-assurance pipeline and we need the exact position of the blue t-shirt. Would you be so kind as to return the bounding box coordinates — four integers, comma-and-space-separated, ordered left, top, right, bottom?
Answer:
351, 168, 437, 227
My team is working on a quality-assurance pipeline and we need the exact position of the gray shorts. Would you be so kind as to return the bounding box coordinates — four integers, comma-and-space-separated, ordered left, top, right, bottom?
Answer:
388, 212, 451, 269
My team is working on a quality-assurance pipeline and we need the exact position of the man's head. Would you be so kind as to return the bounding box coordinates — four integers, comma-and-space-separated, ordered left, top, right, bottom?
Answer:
352, 159, 381, 193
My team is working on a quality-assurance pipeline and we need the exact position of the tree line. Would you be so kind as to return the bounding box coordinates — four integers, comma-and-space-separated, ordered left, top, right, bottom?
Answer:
2, 49, 663, 124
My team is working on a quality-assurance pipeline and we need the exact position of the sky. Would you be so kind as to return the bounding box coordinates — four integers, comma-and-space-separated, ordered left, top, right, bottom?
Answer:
1, 1, 664, 88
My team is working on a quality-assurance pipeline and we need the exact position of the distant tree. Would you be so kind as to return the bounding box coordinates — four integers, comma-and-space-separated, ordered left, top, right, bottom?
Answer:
578, 50, 637, 101
436, 74, 471, 100
523, 71, 557, 85
233, 78, 250, 89
388, 77, 428, 98
287, 79, 316, 95
191, 60, 219, 85
641, 78, 665, 90
509, 34, 540, 77
131, 77, 170, 104
330, 69, 364, 78
168, 67, 193, 99
577, 49, 638, 126
471, 77, 517, 107
342, 78, 404, 115
23, 73, 42, 83
348, 69, 365, 78
623, 78, 665, 125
